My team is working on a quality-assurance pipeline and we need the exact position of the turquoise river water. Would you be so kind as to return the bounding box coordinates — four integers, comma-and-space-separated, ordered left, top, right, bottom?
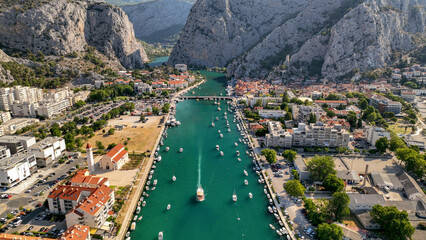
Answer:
130, 71, 279, 239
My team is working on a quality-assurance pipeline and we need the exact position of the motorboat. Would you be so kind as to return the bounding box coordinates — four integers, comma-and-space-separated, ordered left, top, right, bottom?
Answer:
237, 158, 241, 162
138, 216, 143, 222
249, 192, 253, 198
157, 156, 162, 161
130, 222, 136, 231
196, 185, 205, 202
158, 231, 163, 240
148, 175, 152, 180
145, 186, 149, 191
228, 128, 231, 132
273, 206, 277, 213
218, 130, 221, 133
172, 175, 176, 182
234, 142, 238, 146
126, 232, 130, 238
279, 221, 283, 226
218, 107, 221, 111
264, 189, 268, 194
133, 216, 137, 221
179, 148, 183, 153
224, 116, 227, 120
140, 197, 144, 201
153, 179, 158, 186
216, 145, 220, 151
220, 134, 223, 138
167, 204, 171, 210
243, 170, 248, 176
165, 147, 170, 152
276, 230, 283, 236
211, 122, 215, 127
269, 224, 275, 230
220, 151, 224, 156
233, 190, 237, 202
239, 139, 242, 143
136, 206, 141, 214
151, 187, 156, 191
268, 206, 273, 213
236, 151, 240, 156
142, 201, 146, 207
244, 179, 248, 185
216, 117, 219, 121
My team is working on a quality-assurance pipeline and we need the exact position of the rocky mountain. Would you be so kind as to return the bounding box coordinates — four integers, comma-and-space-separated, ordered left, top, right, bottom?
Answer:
0, 0, 148, 69
122, 0, 193, 44
169, 0, 425, 80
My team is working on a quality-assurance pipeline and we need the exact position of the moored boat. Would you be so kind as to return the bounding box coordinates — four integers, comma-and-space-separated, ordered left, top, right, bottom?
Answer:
249, 192, 253, 198
158, 231, 163, 240
172, 175, 176, 182
130, 222, 136, 231
179, 148, 183, 153
232, 190, 237, 202
244, 179, 248, 185
167, 204, 171, 210
220, 151, 224, 156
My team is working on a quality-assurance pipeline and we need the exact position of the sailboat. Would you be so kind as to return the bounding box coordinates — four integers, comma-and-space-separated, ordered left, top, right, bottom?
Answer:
158, 231, 164, 240
249, 192, 253, 198
172, 175, 176, 182
167, 204, 171, 210
233, 190, 237, 202
211, 115, 215, 127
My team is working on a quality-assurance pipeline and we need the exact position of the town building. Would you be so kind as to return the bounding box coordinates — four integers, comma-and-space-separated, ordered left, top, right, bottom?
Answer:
174, 64, 188, 72
336, 170, 360, 184
293, 155, 311, 181
0, 118, 39, 135
168, 80, 188, 89
70, 170, 109, 188
36, 99, 71, 118
61, 225, 91, 240
265, 121, 292, 148
369, 94, 402, 114
0, 111, 11, 123
0, 152, 37, 187
370, 172, 403, 190
98, 144, 129, 170
48, 185, 96, 214
0, 146, 11, 160
0, 135, 36, 154
365, 126, 390, 146
314, 100, 347, 108
28, 137, 66, 167
397, 171, 426, 202
258, 109, 286, 118
348, 194, 386, 211
292, 122, 350, 148
65, 185, 114, 229
135, 82, 152, 94
246, 96, 282, 107
400, 91, 416, 102
292, 105, 324, 123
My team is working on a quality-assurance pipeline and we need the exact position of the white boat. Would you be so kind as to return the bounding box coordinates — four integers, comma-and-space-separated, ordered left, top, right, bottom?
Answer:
249, 192, 253, 198
138, 216, 143, 222
148, 175, 153, 180
126, 232, 130, 238
228, 128, 231, 132
211, 122, 215, 127
268, 206, 273, 213
216, 117, 219, 121
233, 190, 237, 202
176, 121, 181, 126
218, 107, 221, 111
279, 221, 283, 226
147, 181, 151, 185
237, 158, 241, 162
218, 130, 221, 133
220, 151, 224, 156
196, 185, 205, 202
165, 147, 169, 152
220, 134, 223, 138
264, 189, 268, 194
142, 201, 146, 207
130, 222, 136, 231
140, 197, 144, 201
172, 175, 176, 182
158, 231, 163, 240
145, 186, 149, 191
267, 194, 271, 199
136, 206, 141, 214
152, 165, 156, 169
133, 216, 137, 221
269, 224, 275, 230
277, 230, 283, 236
216, 145, 219, 151
244, 179, 248, 185
157, 156, 162, 161
234, 142, 238, 146
239, 139, 242, 143
167, 204, 171, 210
224, 116, 227, 120
153, 179, 158, 186
179, 148, 183, 153
243, 170, 248, 176
151, 187, 156, 191
236, 151, 240, 156
273, 206, 277, 212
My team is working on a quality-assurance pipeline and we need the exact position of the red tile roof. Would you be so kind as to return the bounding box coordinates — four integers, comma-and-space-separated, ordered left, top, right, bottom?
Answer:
61, 225, 90, 240
105, 144, 128, 163
75, 185, 112, 216
48, 186, 96, 201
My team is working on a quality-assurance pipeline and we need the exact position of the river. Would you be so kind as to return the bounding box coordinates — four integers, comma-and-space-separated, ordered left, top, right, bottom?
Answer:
130, 71, 279, 240
148, 56, 169, 67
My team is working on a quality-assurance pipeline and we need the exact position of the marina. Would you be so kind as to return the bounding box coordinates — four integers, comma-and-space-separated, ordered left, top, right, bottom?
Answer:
130, 71, 279, 240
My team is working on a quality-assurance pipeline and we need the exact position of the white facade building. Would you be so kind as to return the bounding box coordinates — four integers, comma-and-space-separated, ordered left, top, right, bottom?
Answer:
258, 109, 286, 118
365, 126, 390, 146
0, 111, 11, 123
28, 137, 66, 167
265, 121, 292, 148
292, 122, 350, 148
36, 99, 71, 118
0, 152, 37, 187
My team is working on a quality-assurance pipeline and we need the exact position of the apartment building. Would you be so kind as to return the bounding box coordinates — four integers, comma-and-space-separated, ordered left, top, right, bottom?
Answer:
135, 82, 152, 94
314, 100, 347, 108
365, 126, 390, 146
0, 118, 39, 134
265, 121, 292, 148
48, 186, 96, 214
36, 99, 71, 118
369, 94, 402, 114
11, 102, 37, 117
247, 96, 282, 107
400, 91, 416, 102
61, 225, 91, 240
292, 104, 324, 123
292, 122, 350, 148
70, 170, 110, 188
65, 185, 115, 229
0, 152, 37, 187
28, 137, 66, 167
0, 135, 36, 154
0, 111, 11, 123
258, 109, 286, 118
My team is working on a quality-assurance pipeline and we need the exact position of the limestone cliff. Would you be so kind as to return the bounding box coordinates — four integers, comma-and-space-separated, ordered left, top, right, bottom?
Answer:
122, 0, 193, 44
169, 0, 425, 80
0, 0, 148, 69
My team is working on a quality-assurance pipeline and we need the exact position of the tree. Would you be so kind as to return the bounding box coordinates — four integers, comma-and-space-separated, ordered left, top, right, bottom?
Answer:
375, 137, 389, 152
140, 115, 146, 122
291, 169, 300, 180
261, 149, 277, 164
152, 107, 160, 115
284, 180, 306, 197
284, 112, 292, 120
282, 150, 297, 162
370, 205, 415, 240
304, 198, 331, 225
282, 91, 289, 103
308, 113, 317, 124
161, 90, 169, 97
162, 103, 170, 113
306, 155, 336, 181
254, 99, 262, 107
329, 192, 350, 220
347, 111, 357, 129
108, 128, 115, 135
317, 223, 343, 240
325, 93, 340, 100
358, 98, 368, 110
326, 110, 336, 118
323, 174, 345, 192
96, 141, 105, 150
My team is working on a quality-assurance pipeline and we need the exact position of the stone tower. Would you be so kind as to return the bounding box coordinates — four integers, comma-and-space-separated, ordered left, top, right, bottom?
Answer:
86, 143, 95, 174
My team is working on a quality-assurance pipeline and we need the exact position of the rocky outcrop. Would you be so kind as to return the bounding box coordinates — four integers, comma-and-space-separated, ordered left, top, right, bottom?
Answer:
170, 0, 425, 80
0, 0, 148, 69
122, 0, 193, 44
